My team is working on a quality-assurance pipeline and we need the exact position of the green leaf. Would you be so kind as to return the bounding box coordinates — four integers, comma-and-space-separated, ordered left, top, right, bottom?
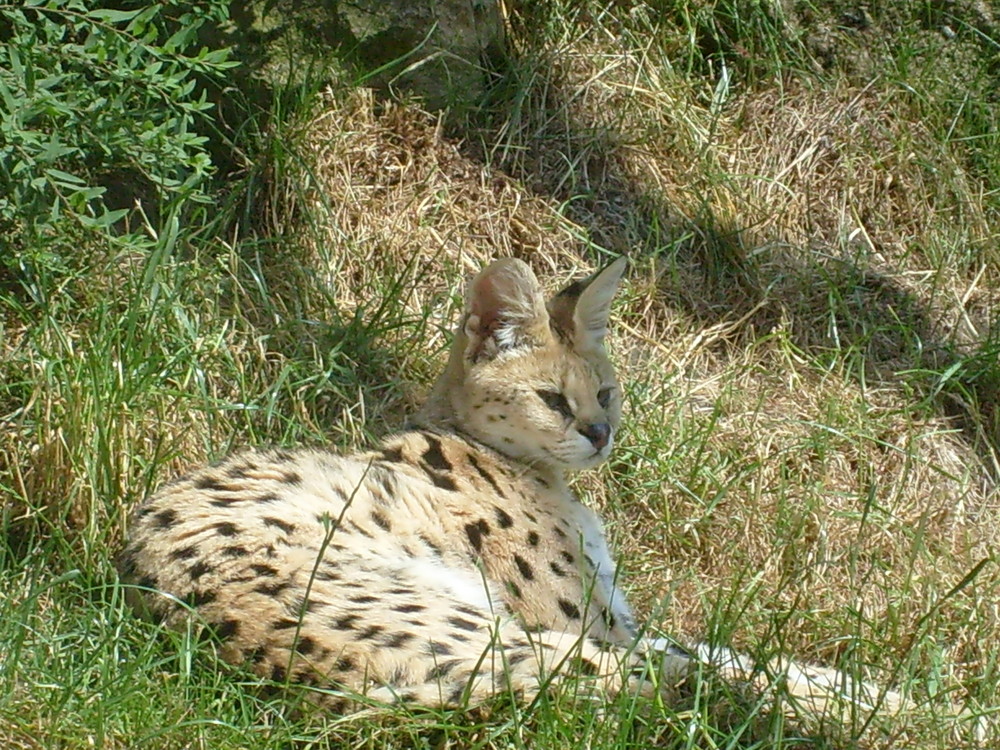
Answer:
43, 168, 87, 186
0, 77, 19, 114
78, 207, 128, 229
38, 133, 75, 163
85, 8, 143, 24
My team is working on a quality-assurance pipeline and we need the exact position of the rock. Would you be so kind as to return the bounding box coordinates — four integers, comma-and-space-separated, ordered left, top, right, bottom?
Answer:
224, 0, 507, 111
340, 0, 506, 109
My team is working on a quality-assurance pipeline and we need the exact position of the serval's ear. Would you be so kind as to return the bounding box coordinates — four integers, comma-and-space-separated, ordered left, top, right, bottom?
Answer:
547, 257, 626, 352
463, 258, 551, 363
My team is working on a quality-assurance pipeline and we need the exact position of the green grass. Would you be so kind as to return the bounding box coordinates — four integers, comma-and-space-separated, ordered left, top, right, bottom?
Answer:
3, 1, 1000, 748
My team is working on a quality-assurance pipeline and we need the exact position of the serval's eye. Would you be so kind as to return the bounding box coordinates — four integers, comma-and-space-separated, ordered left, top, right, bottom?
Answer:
597, 387, 613, 409
536, 389, 573, 419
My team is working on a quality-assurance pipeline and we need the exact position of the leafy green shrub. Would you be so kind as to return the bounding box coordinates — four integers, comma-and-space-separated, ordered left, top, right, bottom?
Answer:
0, 0, 236, 277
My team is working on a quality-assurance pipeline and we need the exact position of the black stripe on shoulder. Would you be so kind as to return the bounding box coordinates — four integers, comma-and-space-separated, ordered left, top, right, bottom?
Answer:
468, 453, 505, 498
421, 435, 453, 472
380, 446, 405, 462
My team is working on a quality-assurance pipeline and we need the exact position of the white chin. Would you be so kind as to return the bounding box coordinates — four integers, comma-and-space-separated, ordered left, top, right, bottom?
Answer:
565, 446, 612, 471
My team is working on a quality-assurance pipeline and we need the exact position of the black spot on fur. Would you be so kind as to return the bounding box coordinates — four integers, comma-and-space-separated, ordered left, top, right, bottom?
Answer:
335, 655, 355, 672
513, 554, 534, 580
254, 581, 290, 596
464, 519, 490, 552
553, 526, 567, 539
558, 598, 581, 620
527, 531, 540, 546
370, 465, 396, 494
333, 614, 360, 630
370, 511, 391, 531
447, 683, 468, 705
136, 575, 158, 592
506, 580, 522, 599
419, 534, 443, 555
188, 561, 211, 581
348, 521, 374, 539
575, 657, 599, 676
255, 493, 281, 504
215, 619, 239, 640
358, 624, 384, 640
549, 561, 566, 577
222, 545, 249, 557
421, 435, 452, 471
383, 632, 415, 648
523, 511, 537, 523
427, 641, 453, 656
454, 604, 482, 618
181, 589, 217, 608
349, 594, 379, 604
153, 509, 178, 529
295, 636, 316, 655
393, 603, 425, 613
195, 475, 225, 491
494, 506, 514, 529
271, 663, 287, 682
273, 618, 299, 630
250, 563, 278, 577
281, 471, 301, 485
468, 454, 505, 497
430, 472, 458, 492
263, 517, 295, 534
560, 550, 575, 564
118, 548, 138, 578
213, 522, 239, 537
447, 616, 478, 632
508, 650, 530, 667
380, 447, 404, 462
170, 544, 198, 560
248, 646, 268, 663
427, 659, 462, 681
209, 496, 243, 507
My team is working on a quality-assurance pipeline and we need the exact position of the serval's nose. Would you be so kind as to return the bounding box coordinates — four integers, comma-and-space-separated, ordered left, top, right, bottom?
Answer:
579, 422, 611, 451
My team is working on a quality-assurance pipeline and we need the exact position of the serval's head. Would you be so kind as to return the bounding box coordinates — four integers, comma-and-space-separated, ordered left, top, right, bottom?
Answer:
421, 257, 627, 473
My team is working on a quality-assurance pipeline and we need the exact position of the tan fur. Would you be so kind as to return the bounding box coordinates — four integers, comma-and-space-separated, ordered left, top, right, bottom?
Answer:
120, 258, 904, 720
